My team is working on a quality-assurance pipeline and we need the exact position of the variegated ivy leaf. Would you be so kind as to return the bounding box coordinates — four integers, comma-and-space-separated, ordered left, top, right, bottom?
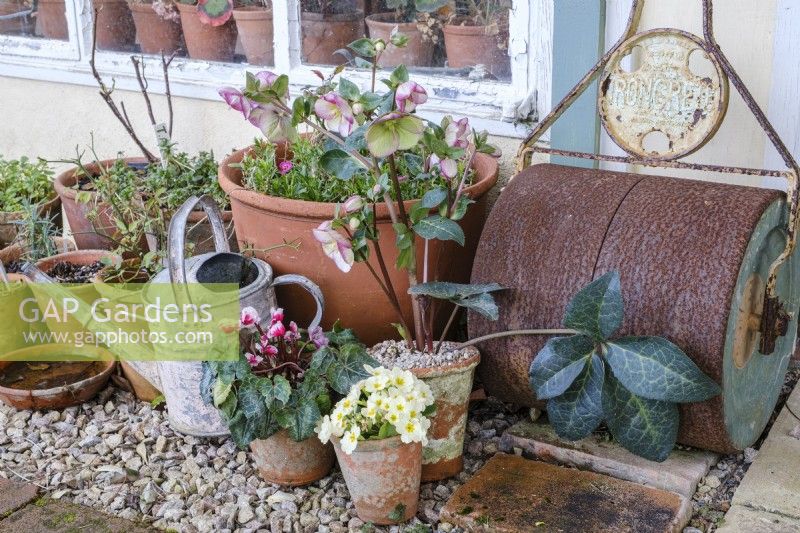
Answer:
529, 335, 596, 400
564, 271, 623, 341
547, 353, 605, 441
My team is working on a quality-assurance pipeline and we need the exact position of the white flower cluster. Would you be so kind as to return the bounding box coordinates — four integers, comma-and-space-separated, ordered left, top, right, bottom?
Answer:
317, 365, 435, 454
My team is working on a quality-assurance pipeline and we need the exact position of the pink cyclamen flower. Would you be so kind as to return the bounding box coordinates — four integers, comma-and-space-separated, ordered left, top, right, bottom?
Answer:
429, 154, 458, 180
312, 221, 355, 273
309, 326, 329, 349
246, 352, 263, 367
219, 87, 253, 119
270, 307, 284, 325
240, 306, 260, 327
444, 117, 470, 149
395, 81, 427, 113
284, 321, 300, 343
278, 160, 293, 175
314, 92, 355, 136
268, 321, 287, 339
342, 195, 363, 214
258, 342, 279, 357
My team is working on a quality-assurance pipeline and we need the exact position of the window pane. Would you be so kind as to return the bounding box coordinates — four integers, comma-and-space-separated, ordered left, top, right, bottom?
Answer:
300, 0, 511, 81
0, 0, 66, 40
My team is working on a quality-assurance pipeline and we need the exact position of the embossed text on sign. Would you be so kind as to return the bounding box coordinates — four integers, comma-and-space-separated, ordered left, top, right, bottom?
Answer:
599, 30, 729, 160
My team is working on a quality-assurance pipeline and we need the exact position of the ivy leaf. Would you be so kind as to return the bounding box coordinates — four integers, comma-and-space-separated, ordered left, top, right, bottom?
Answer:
276, 395, 322, 442
327, 343, 377, 395
564, 271, 623, 341
605, 337, 721, 403
602, 372, 679, 462
413, 215, 465, 245
546, 353, 605, 441
212, 379, 232, 408
319, 149, 364, 180
272, 375, 292, 405
529, 335, 596, 400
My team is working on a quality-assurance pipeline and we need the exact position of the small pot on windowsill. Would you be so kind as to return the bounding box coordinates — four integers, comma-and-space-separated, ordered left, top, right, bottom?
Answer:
176, 2, 237, 61
301, 9, 364, 65
365, 13, 433, 67
233, 5, 274, 65
443, 17, 510, 79
129, 1, 184, 55
94, 0, 137, 51
37, 0, 68, 39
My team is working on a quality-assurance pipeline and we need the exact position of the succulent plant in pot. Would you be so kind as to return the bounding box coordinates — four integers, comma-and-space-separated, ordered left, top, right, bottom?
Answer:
443, 0, 511, 78
233, 0, 273, 65
128, 0, 184, 55
300, 0, 363, 65
365, 0, 449, 67
203, 307, 378, 486
176, 0, 237, 61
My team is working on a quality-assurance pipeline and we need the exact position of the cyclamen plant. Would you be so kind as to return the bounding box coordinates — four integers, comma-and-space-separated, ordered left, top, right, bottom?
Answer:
317, 365, 435, 454
219, 36, 502, 353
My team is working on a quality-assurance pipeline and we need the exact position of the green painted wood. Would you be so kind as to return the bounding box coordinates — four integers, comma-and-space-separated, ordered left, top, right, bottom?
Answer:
551, 0, 606, 168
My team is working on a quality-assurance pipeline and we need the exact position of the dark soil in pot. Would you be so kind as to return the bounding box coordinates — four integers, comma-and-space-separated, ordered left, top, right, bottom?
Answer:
0, 361, 108, 390
44, 261, 104, 283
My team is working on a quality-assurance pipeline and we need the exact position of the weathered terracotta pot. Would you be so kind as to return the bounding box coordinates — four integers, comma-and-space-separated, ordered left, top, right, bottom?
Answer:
0, 1, 34, 35
94, 0, 136, 51
365, 13, 433, 67
233, 7, 274, 65
0, 353, 114, 410
443, 20, 510, 78
411, 347, 480, 481
218, 145, 498, 346
250, 430, 335, 486
129, 2, 183, 55
333, 435, 421, 525
177, 3, 237, 61
34, 250, 118, 318
301, 10, 364, 65
37, 0, 68, 39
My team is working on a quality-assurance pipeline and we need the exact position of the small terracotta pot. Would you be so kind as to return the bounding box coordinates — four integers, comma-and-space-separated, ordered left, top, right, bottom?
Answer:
0, 237, 75, 266
301, 10, 364, 65
218, 144, 498, 346
120, 361, 162, 402
365, 13, 433, 67
94, 0, 136, 51
443, 20, 510, 78
0, 355, 115, 410
0, 194, 63, 250
250, 430, 335, 486
37, 0, 68, 39
177, 3, 237, 61
333, 435, 421, 525
129, 2, 184, 55
411, 347, 480, 481
233, 7, 274, 65
0, 1, 34, 35
34, 249, 118, 312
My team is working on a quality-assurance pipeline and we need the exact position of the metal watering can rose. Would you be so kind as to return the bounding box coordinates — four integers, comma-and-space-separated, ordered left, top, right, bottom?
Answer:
138, 195, 324, 437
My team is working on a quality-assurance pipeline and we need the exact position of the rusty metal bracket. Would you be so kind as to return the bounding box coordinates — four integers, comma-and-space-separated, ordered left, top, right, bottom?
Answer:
515, 0, 800, 354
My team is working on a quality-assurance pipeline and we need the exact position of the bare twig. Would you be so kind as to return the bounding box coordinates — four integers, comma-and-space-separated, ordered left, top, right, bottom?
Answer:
162, 51, 177, 138
131, 55, 157, 128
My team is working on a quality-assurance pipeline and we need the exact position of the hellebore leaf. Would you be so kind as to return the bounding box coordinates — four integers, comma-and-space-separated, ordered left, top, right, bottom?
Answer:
602, 371, 679, 462
564, 271, 623, 341
410, 282, 504, 319
319, 149, 364, 180
338, 78, 361, 101
348, 38, 376, 58
529, 335, 596, 400
413, 215, 465, 245
605, 337, 721, 403
547, 353, 605, 441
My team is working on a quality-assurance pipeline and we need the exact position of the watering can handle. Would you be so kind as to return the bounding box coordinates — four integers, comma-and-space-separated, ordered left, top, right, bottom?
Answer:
271, 274, 325, 332
168, 195, 231, 285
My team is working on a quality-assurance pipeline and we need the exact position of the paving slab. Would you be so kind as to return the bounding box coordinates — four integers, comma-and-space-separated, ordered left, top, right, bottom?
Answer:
0, 477, 39, 517
717, 504, 800, 533
729, 384, 800, 521
499, 420, 717, 497
440, 454, 691, 533
0, 499, 154, 533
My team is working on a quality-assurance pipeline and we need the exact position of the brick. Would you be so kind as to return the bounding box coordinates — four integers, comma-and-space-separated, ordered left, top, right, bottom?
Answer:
500, 420, 717, 497
441, 454, 691, 533
0, 477, 38, 517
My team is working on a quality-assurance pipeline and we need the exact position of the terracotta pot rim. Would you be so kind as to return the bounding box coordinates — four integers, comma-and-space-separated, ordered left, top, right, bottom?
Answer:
365, 13, 417, 28
0, 356, 115, 398
332, 433, 413, 453
233, 6, 272, 17
408, 346, 481, 379
35, 249, 119, 270
443, 21, 505, 36
302, 9, 363, 22
218, 145, 499, 222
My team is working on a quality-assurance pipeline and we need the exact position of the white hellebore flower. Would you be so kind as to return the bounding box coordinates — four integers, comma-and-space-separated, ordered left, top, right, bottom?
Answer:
312, 220, 355, 273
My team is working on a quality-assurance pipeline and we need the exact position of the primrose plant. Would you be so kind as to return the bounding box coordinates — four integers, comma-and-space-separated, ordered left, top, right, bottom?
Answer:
528, 272, 721, 461
219, 35, 502, 353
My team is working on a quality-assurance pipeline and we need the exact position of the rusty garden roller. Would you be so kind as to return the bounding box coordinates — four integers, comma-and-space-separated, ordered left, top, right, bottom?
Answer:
470, 0, 800, 453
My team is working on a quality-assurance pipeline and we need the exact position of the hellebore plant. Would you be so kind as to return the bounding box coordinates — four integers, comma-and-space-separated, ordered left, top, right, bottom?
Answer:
202, 307, 378, 447
317, 364, 435, 454
219, 35, 502, 353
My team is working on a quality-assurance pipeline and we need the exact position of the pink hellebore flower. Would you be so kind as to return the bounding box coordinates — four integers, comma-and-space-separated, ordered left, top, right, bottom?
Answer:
429, 154, 458, 180
248, 105, 294, 143
219, 87, 253, 119
240, 306, 260, 327
395, 81, 427, 113
309, 326, 329, 349
342, 195, 363, 214
312, 221, 355, 273
254, 70, 279, 88
445, 117, 470, 149
314, 92, 355, 136
246, 352, 263, 367
278, 160, 293, 175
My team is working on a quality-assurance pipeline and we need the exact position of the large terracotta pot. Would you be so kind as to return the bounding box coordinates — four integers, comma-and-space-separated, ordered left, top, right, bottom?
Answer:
37, 0, 68, 39
250, 430, 335, 486
176, 2, 237, 61
332, 435, 421, 525
365, 13, 433, 67
301, 10, 364, 65
233, 6, 273, 65
0, 1, 34, 35
54, 158, 234, 253
129, 2, 183, 55
218, 145, 498, 346
94, 0, 136, 51
411, 347, 480, 481
443, 19, 510, 78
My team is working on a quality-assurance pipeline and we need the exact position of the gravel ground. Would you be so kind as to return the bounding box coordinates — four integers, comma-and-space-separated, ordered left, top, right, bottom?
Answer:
0, 386, 518, 532
369, 341, 474, 370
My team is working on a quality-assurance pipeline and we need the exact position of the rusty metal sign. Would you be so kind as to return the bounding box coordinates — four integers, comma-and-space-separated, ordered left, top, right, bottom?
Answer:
599, 30, 729, 160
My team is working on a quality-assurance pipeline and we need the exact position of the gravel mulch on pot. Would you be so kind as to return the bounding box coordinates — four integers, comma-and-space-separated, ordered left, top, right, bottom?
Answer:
0, 386, 518, 532
369, 340, 474, 369
45, 261, 104, 283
